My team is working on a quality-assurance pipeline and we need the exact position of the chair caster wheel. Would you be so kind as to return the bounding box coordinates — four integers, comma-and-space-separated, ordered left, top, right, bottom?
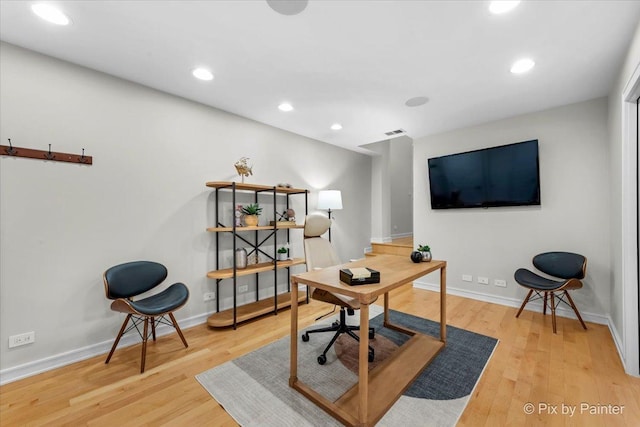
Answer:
318, 354, 327, 365
369, 328, 375, 339
368, 349, 375, 363
301, 333, 309, 342
332, 321, 340, 328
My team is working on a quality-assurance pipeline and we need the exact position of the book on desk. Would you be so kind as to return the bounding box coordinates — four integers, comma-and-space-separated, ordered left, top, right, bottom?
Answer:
339, 267, 380, 285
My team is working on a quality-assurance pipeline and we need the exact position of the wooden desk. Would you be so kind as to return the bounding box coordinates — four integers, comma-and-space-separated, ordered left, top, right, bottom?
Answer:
289, 254, 447, 427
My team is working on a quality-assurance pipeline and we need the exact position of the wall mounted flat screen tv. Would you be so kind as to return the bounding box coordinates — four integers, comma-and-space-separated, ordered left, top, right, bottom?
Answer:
427, 139, 540, 209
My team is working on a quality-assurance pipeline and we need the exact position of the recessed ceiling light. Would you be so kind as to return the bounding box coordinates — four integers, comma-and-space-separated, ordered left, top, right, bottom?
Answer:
266, 0, 308, 16
31, 3, 70, 25
330, 123, 343, 130
510, 58, 535, 74
489, 1, 520, 15
405, 96, 429, 107
192, 68, 214, 81
278, 103, 294, 112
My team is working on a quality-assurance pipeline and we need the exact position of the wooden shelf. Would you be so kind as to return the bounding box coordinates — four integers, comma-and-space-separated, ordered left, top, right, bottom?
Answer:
206, 181, 308, 195
207, 291, 307, 328
206, 224, 304, 232
207, 258, 306, 279
334, 333, 444, 424
206, 180, 308, 329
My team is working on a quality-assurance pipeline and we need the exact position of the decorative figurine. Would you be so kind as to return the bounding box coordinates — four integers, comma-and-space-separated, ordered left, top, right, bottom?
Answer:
276, 208, 296, 222
235, 205, 243, 227
285, 208, 295, 222
234, 157, 253, 183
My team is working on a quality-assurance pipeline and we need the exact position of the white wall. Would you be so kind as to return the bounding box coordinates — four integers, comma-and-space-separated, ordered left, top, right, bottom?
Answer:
364, 140, 391, 243
0, 42, 372, 379
363, 136, 413, 243
413, 98, 611, 321
389, 136, 413, 238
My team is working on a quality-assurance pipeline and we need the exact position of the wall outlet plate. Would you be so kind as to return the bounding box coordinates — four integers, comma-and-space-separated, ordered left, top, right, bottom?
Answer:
462, 274, 473, 282
203, 292, 216, 301
238, 284, 249, 293
494, 279, 507, 287
9, 331, 35, 348
478, 277, 489, 285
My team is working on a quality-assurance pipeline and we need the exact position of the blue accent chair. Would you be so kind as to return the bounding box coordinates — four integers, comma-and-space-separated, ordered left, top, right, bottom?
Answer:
514, 252, 588, 333
103, 261, 189, 372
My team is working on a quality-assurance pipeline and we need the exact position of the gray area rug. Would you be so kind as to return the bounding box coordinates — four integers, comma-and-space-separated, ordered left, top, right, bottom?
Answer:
196, 306, 498, 426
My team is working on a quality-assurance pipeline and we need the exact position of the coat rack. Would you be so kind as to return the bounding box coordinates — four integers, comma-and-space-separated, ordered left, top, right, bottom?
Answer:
0, 139, 92, 165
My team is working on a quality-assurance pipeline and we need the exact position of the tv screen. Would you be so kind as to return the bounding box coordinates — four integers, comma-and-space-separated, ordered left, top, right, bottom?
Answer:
427, 139, 540, 209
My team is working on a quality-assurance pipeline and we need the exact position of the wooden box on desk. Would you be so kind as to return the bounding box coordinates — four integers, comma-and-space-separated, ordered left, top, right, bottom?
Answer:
339, 267, 380, 286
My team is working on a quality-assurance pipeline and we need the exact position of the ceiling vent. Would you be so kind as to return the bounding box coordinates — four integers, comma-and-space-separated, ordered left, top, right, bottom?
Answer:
384, 129, 405, 137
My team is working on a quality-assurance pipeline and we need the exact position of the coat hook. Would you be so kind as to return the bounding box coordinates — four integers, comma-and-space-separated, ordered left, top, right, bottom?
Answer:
79, 148, 88, 164
44, 143, 55, 160
6, 138, 17, 156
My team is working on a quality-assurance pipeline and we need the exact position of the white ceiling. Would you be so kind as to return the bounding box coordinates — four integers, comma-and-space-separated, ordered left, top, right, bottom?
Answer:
1, 1, 640, 153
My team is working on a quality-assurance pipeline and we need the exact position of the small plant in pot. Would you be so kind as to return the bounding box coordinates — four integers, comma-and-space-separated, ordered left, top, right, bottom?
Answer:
241, 203, 262, 226
417, 244, 432, 262
276, 246, 288, 261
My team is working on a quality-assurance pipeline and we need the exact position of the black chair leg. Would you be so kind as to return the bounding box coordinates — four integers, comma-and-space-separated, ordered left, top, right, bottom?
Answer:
151, 316, 156, 341
106, 314, 131, 365
141, 317, 149, 373
550, 292, 557, 333
516, 289, 533, 318
564, 291, 587, 330
346, 324, 375, 339
169, 312, 189, 348
343, 328, 375, 362
320, 328, 344, 358
304, 307, 375, 364
304, 324, 340, 336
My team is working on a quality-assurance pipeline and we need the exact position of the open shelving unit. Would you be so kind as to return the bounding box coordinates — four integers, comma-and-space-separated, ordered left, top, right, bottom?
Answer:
205, 181, 309, 328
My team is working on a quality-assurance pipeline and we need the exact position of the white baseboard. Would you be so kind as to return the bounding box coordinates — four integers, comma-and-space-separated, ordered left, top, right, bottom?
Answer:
390, 232, 412, 239
370, 237, 393, 244
0, 312, 211, 386
0, 280, 618, 385
607, 316, 626, 369
412, 279, 609, 325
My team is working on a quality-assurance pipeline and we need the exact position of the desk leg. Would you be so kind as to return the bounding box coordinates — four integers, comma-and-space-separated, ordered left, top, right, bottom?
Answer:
384, 292, 390, 325
289, 278, 299, 386
359, 303, 370, 424
440, 265, 447, 343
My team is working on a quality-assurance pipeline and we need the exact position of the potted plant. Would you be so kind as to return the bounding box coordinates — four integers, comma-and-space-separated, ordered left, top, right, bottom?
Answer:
241, 203, 262, 226
276, 246, 288, 261
417, 244, 432, 262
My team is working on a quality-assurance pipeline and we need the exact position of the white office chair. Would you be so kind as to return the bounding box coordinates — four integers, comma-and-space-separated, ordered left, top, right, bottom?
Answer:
301, 213, 374, 365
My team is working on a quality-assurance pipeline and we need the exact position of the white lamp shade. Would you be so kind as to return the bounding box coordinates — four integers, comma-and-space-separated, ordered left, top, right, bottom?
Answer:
317, 190, 342, 210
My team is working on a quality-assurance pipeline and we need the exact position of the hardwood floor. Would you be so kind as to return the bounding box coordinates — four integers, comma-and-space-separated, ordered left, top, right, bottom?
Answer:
1, 286, 639, 426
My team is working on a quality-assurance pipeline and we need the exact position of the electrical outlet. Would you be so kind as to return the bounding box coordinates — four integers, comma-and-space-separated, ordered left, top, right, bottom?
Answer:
494, 279, 507, 287
203, 292, 216, 301
238, 284, 249, 293
9, 331, 35, 348
462, 274, 472, 282
478, 277, 489, 285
